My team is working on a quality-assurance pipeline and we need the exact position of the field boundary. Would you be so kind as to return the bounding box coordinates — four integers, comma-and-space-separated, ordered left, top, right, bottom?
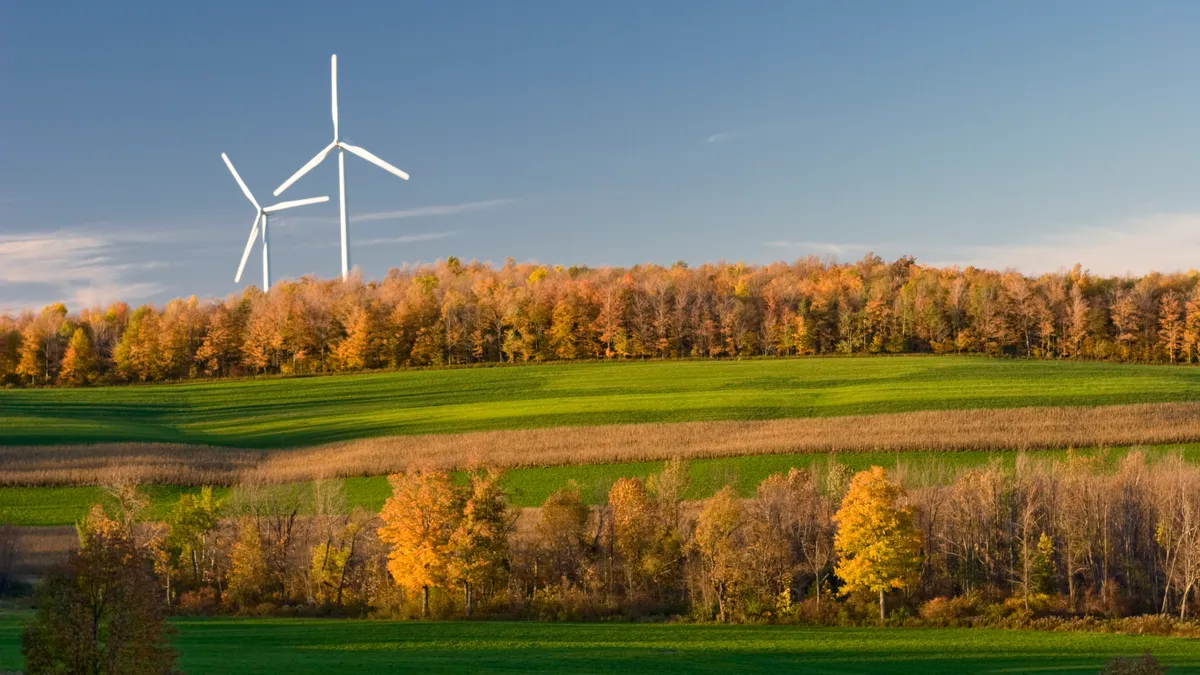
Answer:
5, 401, 1200, 486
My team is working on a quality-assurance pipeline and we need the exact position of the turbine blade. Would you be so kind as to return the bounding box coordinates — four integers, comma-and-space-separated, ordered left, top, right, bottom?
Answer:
273, 142, 336, 196
264, 195, 330, 213
235, 213, 261, 283
221, 153, 259, 210
339, 142, 409, 180
331, 54, 339, 140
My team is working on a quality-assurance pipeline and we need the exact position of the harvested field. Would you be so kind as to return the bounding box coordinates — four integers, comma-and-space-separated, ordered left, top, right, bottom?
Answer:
6, 401, 1200, 486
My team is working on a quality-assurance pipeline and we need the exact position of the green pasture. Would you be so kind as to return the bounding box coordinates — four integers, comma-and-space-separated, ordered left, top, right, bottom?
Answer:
5, 445, 1199, 527
1, 612, 1198, 674
4, 356, 1200, 448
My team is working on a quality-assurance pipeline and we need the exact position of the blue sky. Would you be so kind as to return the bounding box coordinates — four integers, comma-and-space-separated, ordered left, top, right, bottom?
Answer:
5, 1, 1200, 309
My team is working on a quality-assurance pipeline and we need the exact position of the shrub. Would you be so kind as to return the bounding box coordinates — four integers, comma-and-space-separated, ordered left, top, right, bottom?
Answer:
21, 519, 177, 675
1100, 651, 1167, 675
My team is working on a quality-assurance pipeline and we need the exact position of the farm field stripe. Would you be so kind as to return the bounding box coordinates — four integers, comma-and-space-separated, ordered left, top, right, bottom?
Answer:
6, 401, 1200, 486
6, 356, 1200, 449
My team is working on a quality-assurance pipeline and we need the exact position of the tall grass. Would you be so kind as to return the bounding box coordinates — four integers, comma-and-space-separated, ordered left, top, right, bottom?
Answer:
6, 401, 1200, 486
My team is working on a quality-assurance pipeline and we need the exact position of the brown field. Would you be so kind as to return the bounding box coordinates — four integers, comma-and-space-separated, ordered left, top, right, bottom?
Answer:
5, 401, 1200, 487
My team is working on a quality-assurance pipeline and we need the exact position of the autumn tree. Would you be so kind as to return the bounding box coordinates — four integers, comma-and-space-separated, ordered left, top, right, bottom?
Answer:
377, 468, 460, 616
445, 468, 512, 616
692, 486, 746, 621
608, 461, 688, 599
16, 320, 47, 384
225, 516, 269, 609
534, 486, 593, 588
59, 327, 97, 385
163, 487, 221, 602
113, 306, 165, 382
332, 304, 378, 371
833, 466, 922, 623
1158, 292, 1185, 363
22, 504, 177, 674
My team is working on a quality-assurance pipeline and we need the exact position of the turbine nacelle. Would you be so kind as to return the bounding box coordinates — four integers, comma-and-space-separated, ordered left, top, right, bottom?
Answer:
220, 152, 328, 290
273, 54, 411, 281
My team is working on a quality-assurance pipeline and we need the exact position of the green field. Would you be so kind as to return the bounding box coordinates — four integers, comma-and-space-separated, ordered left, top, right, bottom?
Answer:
5, 444, 1200, 526
1, 612, 1196, 674
4, 356, 1200, 448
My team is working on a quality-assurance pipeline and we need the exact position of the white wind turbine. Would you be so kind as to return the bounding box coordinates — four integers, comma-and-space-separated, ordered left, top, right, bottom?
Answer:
221, 152, 329, 290
273, 54, 411, 281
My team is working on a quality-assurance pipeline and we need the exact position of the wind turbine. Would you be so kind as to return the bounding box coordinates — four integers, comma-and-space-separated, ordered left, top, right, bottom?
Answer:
273, 54, 410, 281
221, 152, 329, 290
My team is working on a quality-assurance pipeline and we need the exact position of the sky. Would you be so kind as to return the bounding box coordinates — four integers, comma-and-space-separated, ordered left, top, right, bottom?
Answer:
5, 1, 1200, 310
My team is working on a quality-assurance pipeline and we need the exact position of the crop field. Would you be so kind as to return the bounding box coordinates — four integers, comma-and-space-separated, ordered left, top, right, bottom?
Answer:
0, 612, 1197, 674
4, 356, 1200, 449
5, 444, 1200, 527
5, 357, 1200, 526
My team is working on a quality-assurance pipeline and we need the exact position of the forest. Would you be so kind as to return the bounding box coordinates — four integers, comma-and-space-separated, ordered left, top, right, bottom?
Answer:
5, 254, 1200, 386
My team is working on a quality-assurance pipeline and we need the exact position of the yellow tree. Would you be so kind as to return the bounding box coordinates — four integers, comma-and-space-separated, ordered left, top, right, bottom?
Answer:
1159, 292, 1185, 363
832, 466, 922, 623
377, 469, 460, 617
445, 469, 512, 616
332, 305, 376, 371
225, 516, 269, 609
692, 486, 745, 621
16, 322, 47, 384
59, 327, 96, 385
1184, 285, 1200, 363
534, 487, 592, 587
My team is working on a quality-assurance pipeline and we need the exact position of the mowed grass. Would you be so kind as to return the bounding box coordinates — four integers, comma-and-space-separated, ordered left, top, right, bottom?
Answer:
1, 612, 1198, 674
5, 357, 1200, 449
6, 445, 1200, 526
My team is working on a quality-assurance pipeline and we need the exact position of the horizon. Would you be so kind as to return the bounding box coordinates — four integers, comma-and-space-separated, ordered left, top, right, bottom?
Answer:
7, 2, 1200, 310
4, 251, 1198, 316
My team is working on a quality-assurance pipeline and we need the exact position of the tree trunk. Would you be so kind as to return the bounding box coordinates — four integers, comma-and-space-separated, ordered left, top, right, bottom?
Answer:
422, 585, 430, 618
465, 581, 473, 618
879, 588, 886, 625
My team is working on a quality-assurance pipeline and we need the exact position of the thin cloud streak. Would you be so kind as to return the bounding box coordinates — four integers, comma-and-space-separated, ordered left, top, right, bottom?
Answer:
703, 131, 740, 144
764, 240, 871, 258
299, 231, 457, 249
278, 198, 516, 228
0, 228, 166, 311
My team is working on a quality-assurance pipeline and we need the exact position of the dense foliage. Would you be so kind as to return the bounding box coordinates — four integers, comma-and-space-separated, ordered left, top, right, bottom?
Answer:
60, 452, 1200, 627
6, 255, 1200, 386
21, 505, 177, 674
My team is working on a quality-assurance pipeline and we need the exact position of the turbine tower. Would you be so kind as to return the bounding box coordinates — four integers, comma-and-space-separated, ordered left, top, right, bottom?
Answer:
274, 54, 411, 281
221, 152, 329, 290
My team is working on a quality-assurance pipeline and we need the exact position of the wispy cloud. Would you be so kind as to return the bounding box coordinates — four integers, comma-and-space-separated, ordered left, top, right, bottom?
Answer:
355, 199, 515, 223
358, 232, 457, 246
703, 131, 740, 144
0, 228, 166, 312
943, 213, 1200, 276
764, 240, 872, 258
278, 198, 516, 228
764, 213, 1200, 276
300, 231, 457, 249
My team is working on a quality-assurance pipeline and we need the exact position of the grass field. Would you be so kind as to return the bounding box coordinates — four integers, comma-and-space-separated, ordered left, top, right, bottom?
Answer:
5, 356, 1200, 448
5, 444, 1199, 526
1, 612, 1197, 674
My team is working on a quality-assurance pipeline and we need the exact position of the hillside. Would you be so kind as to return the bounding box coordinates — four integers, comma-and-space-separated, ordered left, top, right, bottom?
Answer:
5, 356, 1200, 448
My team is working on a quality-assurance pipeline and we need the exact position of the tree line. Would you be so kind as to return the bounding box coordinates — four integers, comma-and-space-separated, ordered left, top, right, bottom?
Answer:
6, 255, 1200, 386
17, 452, 1200, 641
